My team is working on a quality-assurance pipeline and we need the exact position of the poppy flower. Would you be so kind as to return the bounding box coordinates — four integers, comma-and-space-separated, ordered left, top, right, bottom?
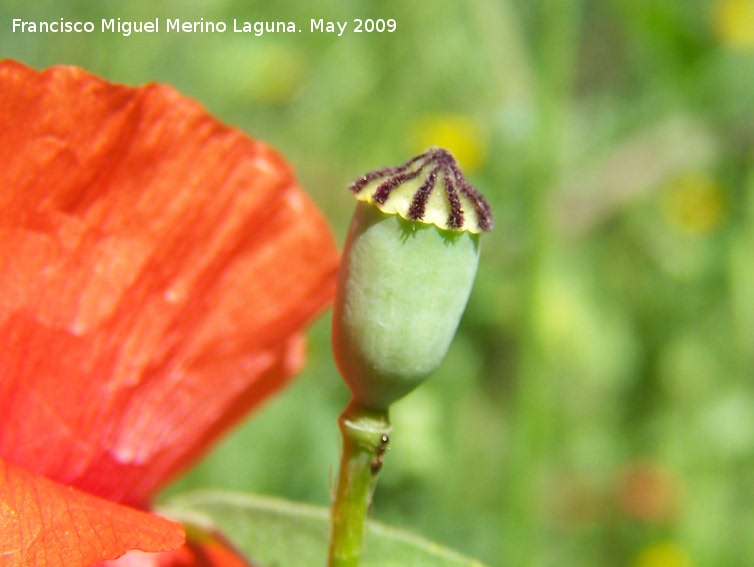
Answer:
0, 60, 339, 566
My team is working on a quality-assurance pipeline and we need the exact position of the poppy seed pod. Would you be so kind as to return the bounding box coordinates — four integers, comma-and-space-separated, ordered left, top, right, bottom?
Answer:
332, 148, 493, 410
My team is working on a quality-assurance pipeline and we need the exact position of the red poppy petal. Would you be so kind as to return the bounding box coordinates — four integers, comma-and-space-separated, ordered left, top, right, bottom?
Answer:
0, 60, 339, 506
151, 528, 252, 567
96, 527, 252, 567
0, 458, 185, 567
158, 540, 252, 567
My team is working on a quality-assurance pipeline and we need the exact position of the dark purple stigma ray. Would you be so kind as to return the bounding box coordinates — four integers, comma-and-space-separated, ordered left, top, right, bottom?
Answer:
349, 152, 432, 194
349, 147, 493, 232
408, 166, 440, 221
434, 147, 454, 164
371, 149, 445, 207
443, 170, 464, 229
398, 151, 433, 173
457, 178, 494, 231
451, 161, 494, 232
350, 167, 394, 193
372, 166, 425, 204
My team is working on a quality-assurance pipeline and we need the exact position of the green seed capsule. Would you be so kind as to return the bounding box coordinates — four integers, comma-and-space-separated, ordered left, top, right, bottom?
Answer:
332, 148, 493, 410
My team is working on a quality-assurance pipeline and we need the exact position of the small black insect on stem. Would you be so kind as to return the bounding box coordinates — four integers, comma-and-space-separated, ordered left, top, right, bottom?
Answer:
370, 433, 390, 476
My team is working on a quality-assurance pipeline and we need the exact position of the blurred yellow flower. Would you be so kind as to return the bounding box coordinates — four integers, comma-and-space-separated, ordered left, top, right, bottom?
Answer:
408, 114, 486, 172
633, 542, 691, 567
715, 0, 754, 49
662, 172, 725, 234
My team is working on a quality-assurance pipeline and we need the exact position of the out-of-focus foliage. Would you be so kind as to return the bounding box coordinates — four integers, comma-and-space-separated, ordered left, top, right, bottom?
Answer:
165, 491, 488, 566
4, 0, 754, 564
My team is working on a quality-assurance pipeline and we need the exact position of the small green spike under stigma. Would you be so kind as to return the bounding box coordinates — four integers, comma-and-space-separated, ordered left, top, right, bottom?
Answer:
328, 148, 493, 567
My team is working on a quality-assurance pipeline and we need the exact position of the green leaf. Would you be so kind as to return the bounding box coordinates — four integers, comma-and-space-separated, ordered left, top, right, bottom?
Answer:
162, 490, 489, 567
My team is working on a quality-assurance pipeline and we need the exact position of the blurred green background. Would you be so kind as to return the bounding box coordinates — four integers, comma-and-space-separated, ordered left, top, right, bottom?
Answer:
3, 0, 754, 565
